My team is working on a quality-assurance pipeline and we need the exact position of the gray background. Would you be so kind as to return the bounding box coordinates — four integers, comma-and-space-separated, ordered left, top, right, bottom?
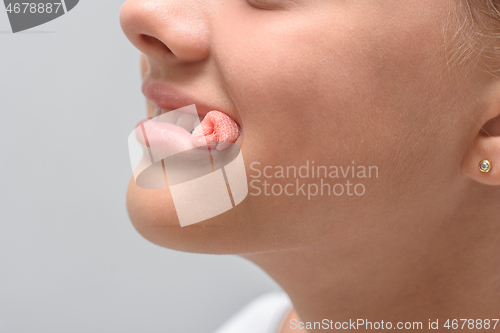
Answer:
0, 1, 279, 332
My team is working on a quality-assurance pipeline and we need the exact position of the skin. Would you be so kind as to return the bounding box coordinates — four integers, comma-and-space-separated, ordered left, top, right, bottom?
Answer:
120, 0, 500, 332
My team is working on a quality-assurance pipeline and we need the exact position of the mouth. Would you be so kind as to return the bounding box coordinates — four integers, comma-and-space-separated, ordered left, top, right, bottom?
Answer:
136, 104, 241, 164
136, 104, 203, 161
137, 78, 241, 162
152, 106, 202, 134
141, 78, 238, 122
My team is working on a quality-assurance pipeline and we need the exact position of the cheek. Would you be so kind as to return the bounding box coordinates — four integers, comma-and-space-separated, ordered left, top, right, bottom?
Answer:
217, 1, 460, 165
215, 2, 473, 209
215, 12, 393, 170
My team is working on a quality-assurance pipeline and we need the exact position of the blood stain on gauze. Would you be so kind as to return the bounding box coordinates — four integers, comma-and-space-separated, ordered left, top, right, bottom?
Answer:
192, 111, 241, 151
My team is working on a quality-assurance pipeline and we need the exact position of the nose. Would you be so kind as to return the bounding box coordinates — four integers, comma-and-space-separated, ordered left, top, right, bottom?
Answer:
120, 0, 210, 64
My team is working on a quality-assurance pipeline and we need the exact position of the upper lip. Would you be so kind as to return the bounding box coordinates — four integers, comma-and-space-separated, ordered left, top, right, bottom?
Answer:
142, 78, 221, 118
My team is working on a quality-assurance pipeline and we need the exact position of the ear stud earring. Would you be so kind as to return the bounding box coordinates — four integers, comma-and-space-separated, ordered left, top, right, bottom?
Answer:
479, 160, 492, 173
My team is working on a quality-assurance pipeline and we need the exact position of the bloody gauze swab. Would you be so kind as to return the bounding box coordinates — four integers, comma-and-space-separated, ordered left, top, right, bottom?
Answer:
191, 111, 241, 151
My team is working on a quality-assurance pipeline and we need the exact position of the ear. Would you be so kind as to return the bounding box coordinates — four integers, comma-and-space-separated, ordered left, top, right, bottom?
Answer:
462, 84, 500, 186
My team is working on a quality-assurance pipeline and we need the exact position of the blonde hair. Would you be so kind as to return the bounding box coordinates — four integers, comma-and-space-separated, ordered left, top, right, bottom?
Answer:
453, 0, 500, 73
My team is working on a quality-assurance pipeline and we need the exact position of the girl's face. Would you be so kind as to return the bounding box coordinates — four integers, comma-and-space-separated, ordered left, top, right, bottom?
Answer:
121, 0, 488, 254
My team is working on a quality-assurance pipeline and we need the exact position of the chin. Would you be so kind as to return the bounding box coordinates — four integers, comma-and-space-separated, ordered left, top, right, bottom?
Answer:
125, 166, 343, 255
126, 176, 269, 254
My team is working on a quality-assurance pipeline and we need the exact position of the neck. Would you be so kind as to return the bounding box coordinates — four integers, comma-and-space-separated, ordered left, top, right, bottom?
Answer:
242, 203, 500, 332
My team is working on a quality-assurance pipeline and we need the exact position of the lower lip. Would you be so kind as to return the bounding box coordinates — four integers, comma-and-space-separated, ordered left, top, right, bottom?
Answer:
135, 112, 217, 166
135, 118, 195, 153
140, 105, 200, 148
134, 107, 242, 166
